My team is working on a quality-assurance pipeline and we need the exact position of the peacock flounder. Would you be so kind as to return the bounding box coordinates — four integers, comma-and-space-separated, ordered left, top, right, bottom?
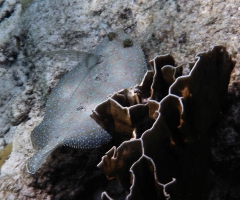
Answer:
26, 30, 147, 174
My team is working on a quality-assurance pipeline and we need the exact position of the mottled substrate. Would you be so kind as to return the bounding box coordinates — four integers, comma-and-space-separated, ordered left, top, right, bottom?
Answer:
96, 46, 235, 200
27, 30, 147, 174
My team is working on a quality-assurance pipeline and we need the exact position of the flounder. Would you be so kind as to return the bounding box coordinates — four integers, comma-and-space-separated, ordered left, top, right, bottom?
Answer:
26, 30, 147, 174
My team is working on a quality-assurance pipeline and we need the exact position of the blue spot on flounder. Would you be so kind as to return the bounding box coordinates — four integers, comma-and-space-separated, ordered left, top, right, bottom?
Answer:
26, 30, 147, 174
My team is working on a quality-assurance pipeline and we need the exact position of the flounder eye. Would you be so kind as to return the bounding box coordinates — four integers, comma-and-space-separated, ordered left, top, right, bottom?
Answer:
123, 39, 133, 48
107, 32, 117, 41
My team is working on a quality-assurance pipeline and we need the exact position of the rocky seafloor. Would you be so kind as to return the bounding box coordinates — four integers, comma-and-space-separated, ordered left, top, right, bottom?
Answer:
0, 0, 240, 199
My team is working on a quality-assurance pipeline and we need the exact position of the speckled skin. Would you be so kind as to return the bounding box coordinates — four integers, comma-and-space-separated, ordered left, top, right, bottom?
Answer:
26, 30, 147, 174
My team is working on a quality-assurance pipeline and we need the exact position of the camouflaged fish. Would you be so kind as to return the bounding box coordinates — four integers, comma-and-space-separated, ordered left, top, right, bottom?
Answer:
26, 30, 147, 174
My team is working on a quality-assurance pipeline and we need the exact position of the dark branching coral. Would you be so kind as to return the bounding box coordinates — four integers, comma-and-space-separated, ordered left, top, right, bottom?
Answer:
27, 30, 147, 174
149, 54, 182, 101
97, 140, 142, 191
96, 46, 235, 200
128, 156, 166, 200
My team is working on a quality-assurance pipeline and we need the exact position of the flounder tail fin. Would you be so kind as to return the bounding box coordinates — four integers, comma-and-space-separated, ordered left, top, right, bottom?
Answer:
26, 144, 59, 174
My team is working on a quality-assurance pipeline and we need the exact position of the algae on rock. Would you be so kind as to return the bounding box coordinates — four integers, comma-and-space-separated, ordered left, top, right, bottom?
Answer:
0, 143, 12, 169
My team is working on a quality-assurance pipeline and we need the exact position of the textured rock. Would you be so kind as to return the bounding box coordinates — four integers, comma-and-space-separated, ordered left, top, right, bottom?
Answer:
0, 0, 239, 199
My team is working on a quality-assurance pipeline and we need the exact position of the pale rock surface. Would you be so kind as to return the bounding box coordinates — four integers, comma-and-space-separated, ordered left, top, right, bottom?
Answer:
0, 0, 239, 199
